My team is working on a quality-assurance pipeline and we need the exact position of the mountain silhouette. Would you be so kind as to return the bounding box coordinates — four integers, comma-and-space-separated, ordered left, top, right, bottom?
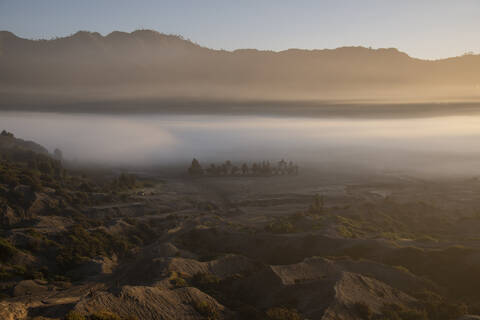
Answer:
1, 29, 480, 109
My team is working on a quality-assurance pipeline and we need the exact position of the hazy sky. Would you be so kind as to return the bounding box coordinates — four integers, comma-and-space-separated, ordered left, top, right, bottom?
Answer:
0, 0, 479, 60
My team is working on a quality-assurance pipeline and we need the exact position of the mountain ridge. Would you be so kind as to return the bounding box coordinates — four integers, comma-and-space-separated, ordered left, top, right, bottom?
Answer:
1, 29, 480, 107
0, 29, 465, 60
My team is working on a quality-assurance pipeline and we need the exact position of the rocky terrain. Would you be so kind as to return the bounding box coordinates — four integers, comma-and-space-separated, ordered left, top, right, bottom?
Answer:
1, 131, 480, 319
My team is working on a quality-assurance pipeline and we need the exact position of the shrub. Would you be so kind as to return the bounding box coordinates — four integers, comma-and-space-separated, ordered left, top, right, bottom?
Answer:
265, 307, 301, 320
171, 276, 187, 288
90, 311, 122, 320
0, 267, 14, 281
0, 238, 17, 263
353, 302, 372, 320
65, 311, 86, 320
194, 300, 218, 319
265, 220, 295, 233
192, 273, 220, 286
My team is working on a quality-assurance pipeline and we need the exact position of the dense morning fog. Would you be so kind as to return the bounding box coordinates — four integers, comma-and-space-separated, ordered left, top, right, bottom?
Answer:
2, 111, 480, 176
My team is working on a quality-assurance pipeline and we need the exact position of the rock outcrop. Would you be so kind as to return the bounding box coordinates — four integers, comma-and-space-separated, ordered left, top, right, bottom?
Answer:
74, 286, 231, 320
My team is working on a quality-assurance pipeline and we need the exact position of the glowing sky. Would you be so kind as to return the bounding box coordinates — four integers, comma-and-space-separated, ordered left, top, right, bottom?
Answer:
0, 0, 479, 59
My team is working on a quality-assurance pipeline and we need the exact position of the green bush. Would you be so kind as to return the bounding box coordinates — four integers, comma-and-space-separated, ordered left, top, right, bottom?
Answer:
170, 272, 188, 288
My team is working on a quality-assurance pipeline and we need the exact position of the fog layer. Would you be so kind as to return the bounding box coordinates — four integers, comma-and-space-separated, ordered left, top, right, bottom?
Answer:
2, 111, 480, 176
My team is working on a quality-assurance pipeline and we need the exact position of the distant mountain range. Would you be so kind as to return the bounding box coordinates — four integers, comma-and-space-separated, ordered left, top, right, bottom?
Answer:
1, 29, 480, 109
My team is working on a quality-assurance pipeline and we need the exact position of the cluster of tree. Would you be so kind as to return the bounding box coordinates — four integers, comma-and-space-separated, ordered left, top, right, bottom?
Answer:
188, 158, 299, 176
2, 149, 63, 176
0, 130, 65, 187
0, 151, 65, 192
0, 130, 14, 138
0, 131, 146, 224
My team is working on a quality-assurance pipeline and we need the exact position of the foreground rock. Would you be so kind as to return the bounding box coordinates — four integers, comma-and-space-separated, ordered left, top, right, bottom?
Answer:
74, 286, 231, 320
321, 272, 416, 320
240, 258, 421, 319
0, 302, 27, 320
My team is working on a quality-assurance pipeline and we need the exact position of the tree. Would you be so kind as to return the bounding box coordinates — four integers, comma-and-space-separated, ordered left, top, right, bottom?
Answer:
294, 164, 299, 175
220, 163, 227, 175
225, 160, 232, 175
53, 148, 63, 161
288, 161, 294, 175
241, 163, 248, 175
252, 163, 258, 175
0, 130, 14, 138
310, 194, 324, 213
265, 161, 272, 175
206, 164, 216, 175
38, 160, 53, 175
278, 159, 287, 175
188, 158, 204, 176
